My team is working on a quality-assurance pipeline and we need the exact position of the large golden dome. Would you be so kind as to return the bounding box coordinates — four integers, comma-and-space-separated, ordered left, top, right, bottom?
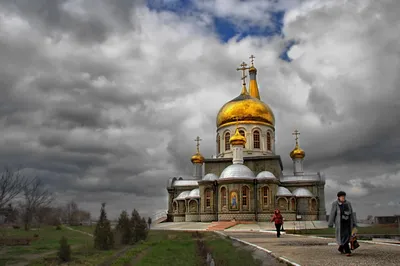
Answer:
216, 93, 275, 129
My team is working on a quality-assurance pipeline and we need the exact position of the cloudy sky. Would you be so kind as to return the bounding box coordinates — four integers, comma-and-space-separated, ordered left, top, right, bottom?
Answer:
1, 0, 400, 219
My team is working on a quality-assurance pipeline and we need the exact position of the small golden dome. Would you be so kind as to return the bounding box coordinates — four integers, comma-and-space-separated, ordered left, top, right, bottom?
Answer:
216, 93, 275, 129
191, 152, 205, 164
290, 145, 305, 159
230, 128, 246, 146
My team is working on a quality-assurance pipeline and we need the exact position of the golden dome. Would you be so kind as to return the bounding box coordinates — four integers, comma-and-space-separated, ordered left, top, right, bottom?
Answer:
191, 152, 205, 164
216, 93, 275, 129
230, 128, 246, 146
290, 144, 305, 159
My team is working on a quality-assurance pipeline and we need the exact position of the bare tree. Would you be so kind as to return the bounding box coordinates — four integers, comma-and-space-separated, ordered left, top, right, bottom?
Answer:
21, 177, 54, 230
0, 167, 29, 209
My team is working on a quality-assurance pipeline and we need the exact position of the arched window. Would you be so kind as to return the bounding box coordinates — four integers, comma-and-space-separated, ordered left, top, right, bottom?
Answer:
216, 134, 220, 154
263, 187, 269, 206
221, 187, 227, 207
242, 186, 249, 208
291, 198, 296, 211
205, 189, 211, 208
278, 198, 287, 210
267, 132, 271, 151
224, 132, 230, 151
189, 200, 198, 213
311, 198, 317, 212
253, 130, 260, 149
239, 130, 246, 148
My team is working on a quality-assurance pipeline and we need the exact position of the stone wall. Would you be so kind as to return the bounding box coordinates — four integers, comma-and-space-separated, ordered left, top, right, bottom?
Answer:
200, 213, 217, 222
185, 214, 200, 222
218, 213, 255, 221
173, 214, 185, 222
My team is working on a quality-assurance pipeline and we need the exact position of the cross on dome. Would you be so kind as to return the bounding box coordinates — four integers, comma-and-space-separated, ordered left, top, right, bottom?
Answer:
194, 136, 202, 152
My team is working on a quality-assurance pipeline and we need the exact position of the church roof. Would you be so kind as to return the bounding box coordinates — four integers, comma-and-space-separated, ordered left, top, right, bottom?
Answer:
203, 173, 218, 181
292, 188, 314, 197
256, 171, 276, 180
173, 180, 198, 187
280, 174, 321, 183
175, 191, 191, 200
276, 187, 293, 197
186, 188, 200, 198
220, 164, 255, 179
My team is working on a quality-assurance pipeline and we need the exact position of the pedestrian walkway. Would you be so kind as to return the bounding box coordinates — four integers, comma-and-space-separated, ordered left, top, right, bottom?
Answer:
222, 231, 400, 266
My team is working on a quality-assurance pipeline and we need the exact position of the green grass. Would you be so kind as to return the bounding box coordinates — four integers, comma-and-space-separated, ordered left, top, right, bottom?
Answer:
205, 233, 262, 266
0, 225, 94, 265
1, 226, 92, 256
112, 231, 264, 266
69, 225, 95, 234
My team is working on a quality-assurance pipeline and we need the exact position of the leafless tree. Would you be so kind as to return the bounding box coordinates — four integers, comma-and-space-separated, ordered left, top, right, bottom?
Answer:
0, 167, 29, 209
21, 177, 54, 230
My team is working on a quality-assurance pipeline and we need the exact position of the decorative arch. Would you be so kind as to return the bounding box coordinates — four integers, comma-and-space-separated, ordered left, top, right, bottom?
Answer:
188, 199, 198, 213
241, 185, 250, 209
224, 131, 231, 151
216, 133, 220, 154
290, 198, 296, 211
262, 186, 269, 207
277, 197, 288, 211
310, 198, 317, 212
266, 131, 272, 151
253, 130, 260, 149
220, 186, 227, 207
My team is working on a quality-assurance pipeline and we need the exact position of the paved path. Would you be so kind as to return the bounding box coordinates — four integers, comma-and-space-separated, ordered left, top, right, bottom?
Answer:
64, 226, 94, 237
222, 231, 400, 266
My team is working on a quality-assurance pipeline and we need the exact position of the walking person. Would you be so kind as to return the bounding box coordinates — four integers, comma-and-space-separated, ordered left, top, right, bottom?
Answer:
271, 209, 284, 238
328, 191, 357, 256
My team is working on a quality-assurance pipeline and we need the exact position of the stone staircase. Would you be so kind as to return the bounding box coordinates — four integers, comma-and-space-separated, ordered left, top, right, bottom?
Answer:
206, 221, 238, 231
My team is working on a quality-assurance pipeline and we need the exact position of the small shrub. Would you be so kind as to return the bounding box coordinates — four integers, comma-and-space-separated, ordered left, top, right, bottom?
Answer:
13, 225, 20, 229
58, 236, 71, 262
33, 234, 39, 238
56, 225, 62, 230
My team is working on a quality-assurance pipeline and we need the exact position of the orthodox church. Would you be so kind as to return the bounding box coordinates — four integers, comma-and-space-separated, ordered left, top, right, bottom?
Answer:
166, 56, 326, 222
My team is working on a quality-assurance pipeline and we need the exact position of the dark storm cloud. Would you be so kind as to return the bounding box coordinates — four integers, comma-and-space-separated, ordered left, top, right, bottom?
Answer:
1, 0, 400, 220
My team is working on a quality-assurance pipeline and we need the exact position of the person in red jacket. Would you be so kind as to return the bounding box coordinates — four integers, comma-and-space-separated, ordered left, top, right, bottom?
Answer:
271, 209, 284, 237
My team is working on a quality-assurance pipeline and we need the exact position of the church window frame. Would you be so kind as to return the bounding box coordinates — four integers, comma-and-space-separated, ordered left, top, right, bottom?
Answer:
290, 198, 296, 211
253, 130, 260, 149
220, 187, 227, 207
310, 198, 317, 212
262, 186, 269, 206
205, 189, 211, 208
277, 197, 288, 211
224, 132, 231, 151
266, 131, 272, 151
242, 186, 249, 209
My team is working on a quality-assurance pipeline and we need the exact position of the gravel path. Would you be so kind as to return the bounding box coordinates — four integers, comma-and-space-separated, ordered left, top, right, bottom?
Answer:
223, 231, 400, 266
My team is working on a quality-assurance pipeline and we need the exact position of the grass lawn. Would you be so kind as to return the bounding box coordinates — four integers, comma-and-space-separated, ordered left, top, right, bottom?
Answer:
113, 230, 263, 266
0, 225, 94, 265
286, 224, 400, 236
0, 225, 124, 266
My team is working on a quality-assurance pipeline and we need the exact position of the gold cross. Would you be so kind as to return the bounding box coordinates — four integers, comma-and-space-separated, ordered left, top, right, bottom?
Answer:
236, 61, 249, 86
249, 55, 255, 66
292, 129, 300, 146
194, 136, 202, 152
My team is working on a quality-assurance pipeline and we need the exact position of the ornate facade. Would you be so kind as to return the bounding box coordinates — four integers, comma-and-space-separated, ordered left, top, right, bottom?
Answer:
166, 56, 326, 222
